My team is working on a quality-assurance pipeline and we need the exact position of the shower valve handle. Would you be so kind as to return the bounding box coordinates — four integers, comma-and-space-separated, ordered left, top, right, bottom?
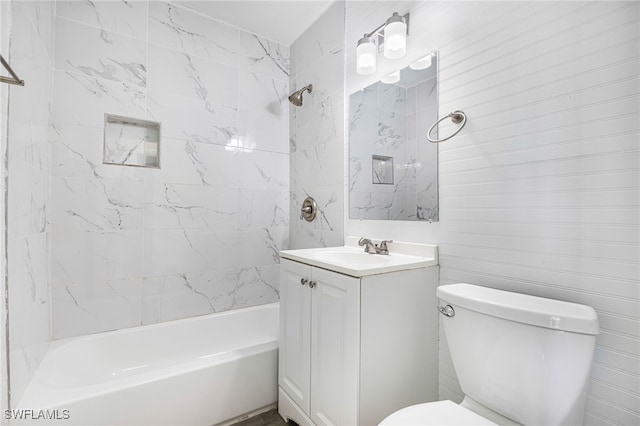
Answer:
299, 197, 317, 222
300, 206, 312, 219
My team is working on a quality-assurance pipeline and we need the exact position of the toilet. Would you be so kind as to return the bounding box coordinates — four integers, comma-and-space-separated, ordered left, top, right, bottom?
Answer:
380, 283, 600, 426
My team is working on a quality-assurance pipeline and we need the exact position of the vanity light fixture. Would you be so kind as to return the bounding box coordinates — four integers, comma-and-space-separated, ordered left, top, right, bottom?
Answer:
356, 12, 410, 76
410, 54, 433, 70
381, 70, 401, 84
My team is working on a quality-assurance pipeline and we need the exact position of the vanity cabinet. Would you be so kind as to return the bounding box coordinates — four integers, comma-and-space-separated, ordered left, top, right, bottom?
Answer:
278, 255, 439, 426
279, 259, 360, 425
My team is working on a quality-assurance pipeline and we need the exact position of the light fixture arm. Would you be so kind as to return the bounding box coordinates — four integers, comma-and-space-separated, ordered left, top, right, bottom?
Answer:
364, 22, 386, 39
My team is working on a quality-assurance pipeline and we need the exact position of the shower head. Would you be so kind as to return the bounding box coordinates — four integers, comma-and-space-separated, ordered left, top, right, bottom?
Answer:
288, 84, 313, 106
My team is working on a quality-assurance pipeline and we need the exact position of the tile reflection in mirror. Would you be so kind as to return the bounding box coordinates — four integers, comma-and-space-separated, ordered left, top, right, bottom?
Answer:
349, 51, 438, 221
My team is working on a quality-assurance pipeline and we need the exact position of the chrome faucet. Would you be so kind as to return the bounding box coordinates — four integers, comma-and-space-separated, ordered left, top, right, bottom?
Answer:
358, 238, 393, 255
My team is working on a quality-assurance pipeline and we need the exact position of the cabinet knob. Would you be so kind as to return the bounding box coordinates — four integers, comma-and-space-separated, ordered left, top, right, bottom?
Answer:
308, 280, 317, 288
300, 278, 308, 286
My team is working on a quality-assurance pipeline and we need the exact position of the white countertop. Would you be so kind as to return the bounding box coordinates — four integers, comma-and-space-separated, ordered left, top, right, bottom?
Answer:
279, 237, 438, 277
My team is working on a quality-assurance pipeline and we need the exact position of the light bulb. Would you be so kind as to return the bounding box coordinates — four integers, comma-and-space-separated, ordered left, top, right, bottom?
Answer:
356, 35, 377, 75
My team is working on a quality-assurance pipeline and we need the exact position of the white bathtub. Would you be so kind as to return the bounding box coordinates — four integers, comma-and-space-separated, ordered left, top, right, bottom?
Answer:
16, 303, 279, 426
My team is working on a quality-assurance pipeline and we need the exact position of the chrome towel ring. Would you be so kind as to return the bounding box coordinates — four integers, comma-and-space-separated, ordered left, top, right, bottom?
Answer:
427, 110, 467, 143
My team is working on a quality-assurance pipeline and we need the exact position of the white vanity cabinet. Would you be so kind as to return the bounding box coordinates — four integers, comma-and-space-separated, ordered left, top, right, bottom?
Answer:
278, 243, 439, 426
279, 259, 360, 426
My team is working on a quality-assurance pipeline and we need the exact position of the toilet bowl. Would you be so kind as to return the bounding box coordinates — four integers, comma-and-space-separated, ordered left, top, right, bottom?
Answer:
380, 283, 599, 426
380, 400, 496, 425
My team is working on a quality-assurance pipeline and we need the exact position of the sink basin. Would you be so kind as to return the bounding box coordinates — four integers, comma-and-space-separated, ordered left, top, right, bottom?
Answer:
312, 250, 393, 265
280, 241, 438, 277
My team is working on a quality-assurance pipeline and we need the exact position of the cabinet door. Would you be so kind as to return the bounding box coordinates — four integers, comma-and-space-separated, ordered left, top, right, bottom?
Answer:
279, 259, 312, 414
310, 267, 360, 426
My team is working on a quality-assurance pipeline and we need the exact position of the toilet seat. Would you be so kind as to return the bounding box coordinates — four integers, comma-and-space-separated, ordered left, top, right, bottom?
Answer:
379, 400, 498, 425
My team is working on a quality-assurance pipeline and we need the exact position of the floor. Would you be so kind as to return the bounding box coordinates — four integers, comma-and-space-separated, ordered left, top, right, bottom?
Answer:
234, 409, 293, 426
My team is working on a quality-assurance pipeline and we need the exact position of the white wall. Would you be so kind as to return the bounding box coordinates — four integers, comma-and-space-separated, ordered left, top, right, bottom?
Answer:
50, 1, 290, 339
289, 1, 345, 249
1, 0, 56, 408
345, 2, 639, 425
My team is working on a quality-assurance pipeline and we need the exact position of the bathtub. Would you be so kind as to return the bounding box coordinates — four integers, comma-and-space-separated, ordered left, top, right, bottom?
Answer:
15, 303, 279, 426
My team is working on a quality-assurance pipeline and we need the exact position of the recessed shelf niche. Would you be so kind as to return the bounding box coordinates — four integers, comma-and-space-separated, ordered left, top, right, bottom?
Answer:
103, 114, 160, 168
372, 154, 394, 184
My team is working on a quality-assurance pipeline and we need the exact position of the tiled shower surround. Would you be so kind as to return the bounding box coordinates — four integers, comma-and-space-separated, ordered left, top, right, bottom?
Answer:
3, 0, 55, 406
50, 2, 290, 339
289, 1, 345, 249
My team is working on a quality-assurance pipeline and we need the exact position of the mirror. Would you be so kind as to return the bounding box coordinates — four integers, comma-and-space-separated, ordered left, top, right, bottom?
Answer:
349, 52, 438, 221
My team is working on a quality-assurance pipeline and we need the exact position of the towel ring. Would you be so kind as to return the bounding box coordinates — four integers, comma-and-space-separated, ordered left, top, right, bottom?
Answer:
427, 110, 467, 143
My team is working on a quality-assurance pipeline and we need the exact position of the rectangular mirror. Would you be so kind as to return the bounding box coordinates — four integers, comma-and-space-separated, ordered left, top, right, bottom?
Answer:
349, 51, 438, 221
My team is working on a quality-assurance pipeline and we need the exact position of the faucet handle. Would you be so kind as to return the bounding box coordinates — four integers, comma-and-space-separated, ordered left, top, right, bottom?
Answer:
358, 237, 377, 254
378, 240, 393, 252
358, 237, 372, 246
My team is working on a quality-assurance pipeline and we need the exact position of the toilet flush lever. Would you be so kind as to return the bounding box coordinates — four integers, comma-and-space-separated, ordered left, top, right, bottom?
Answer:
437, 305, 455, 318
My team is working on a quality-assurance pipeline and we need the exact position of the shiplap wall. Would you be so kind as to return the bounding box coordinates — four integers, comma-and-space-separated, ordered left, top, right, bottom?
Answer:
345, 2, 640, 425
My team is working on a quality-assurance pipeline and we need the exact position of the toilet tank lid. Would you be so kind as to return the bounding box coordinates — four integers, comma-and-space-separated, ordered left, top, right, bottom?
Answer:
437, 284, 599, 335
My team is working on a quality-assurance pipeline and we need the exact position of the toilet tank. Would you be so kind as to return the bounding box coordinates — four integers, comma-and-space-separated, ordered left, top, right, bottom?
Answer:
437, 284, 599, 426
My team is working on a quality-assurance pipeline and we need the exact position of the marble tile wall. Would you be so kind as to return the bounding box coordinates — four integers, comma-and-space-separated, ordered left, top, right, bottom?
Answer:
3, 0, 56, 406
50, 1, 290, 339
289, 1, 345, 249
349, 82, 412, 220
